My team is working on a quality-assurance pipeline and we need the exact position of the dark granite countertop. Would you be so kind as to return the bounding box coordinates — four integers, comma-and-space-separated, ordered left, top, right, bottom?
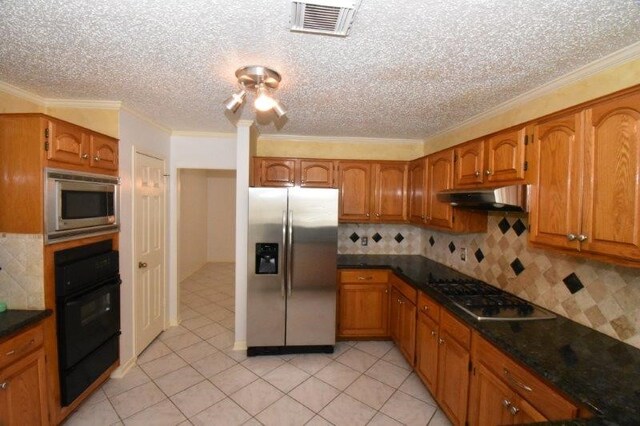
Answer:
338, 254, 640, 426
0, 309, 52, 340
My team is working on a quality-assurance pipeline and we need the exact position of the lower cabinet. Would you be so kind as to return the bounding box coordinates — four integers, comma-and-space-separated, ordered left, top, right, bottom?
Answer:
468, 334, 578, 425
415, 298, 439, 394
337, 269, 389, 338
0, 323, 49, 426
389, 275, 417, 366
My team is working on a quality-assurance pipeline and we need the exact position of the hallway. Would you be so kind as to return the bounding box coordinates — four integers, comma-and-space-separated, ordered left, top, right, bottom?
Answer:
65, 262, 451, 425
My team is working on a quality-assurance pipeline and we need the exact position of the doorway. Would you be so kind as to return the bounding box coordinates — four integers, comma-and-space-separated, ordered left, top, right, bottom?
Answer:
177, 169, 237, 338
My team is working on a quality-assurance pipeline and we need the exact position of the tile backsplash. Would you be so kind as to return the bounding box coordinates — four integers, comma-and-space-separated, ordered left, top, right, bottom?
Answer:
339, 215, 640, 349
0, 233, 45, 309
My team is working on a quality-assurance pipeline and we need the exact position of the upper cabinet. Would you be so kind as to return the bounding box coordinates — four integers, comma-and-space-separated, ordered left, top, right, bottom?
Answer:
408, 157, 427, 225
530, 89, 640, 264
425, 149, 487, 233
252, 157, 336, 188
454, 126, 529, 188
338, 161, 407, 223
45, 118, 119, 175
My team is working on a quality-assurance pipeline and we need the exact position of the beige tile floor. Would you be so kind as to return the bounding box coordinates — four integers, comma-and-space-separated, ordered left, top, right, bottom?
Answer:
64, 262, 452, 426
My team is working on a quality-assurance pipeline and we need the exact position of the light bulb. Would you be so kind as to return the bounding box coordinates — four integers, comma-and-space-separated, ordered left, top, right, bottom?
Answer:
254, 85, 276, 111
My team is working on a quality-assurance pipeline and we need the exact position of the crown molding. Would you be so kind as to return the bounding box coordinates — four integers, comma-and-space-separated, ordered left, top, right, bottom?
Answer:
171, 130, 236, 139
120, 105, 172, 134
0, 81, 47, 105
46, 98, 121, 109
426, 41, 640, 142
259, 133, 424, 145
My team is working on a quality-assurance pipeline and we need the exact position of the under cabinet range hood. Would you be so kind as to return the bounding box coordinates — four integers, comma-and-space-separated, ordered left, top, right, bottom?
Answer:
437, 185, 530, 212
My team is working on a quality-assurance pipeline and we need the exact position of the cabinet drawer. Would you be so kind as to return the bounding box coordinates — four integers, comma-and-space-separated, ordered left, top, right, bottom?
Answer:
340, 269, 389, 284
417, 291, 440, 322
0, 323, 44, 370
473, 334, 578, 420
390, 274, 417, 304
440, 309, 470, 350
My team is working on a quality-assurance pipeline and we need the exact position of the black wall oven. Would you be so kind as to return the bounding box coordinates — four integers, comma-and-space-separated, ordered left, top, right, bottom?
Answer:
55, 240, 121, 406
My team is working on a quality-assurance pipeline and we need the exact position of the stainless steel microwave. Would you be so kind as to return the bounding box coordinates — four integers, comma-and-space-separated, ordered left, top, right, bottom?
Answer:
45, 168, 120, 243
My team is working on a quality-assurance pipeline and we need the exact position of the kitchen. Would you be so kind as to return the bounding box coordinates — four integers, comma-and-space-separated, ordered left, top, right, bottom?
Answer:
1, 0, 640, 425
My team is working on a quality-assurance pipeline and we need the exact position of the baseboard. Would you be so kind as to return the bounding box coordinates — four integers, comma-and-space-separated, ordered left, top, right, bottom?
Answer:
110, 356, 136, 378
233, 340, 248, 351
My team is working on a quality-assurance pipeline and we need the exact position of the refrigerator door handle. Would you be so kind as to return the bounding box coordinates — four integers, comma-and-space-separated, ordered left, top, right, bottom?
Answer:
281, 210, 287, 298
287, 210, 293, 297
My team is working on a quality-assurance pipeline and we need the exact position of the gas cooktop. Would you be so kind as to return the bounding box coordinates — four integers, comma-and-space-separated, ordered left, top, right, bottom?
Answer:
428, 276, 556, 321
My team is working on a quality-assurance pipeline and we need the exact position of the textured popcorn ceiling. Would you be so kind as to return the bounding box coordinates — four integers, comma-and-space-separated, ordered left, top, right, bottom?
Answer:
1, 0, 640, 138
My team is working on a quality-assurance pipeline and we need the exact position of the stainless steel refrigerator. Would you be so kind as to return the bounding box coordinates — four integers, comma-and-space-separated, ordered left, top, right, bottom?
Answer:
247, 187, 338, 356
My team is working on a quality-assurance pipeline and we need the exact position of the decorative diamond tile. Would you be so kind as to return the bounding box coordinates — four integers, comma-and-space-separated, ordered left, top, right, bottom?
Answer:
474, 248, 485, 263
563, 273, 584, 294
394, 233, 404, 243
349, 232, 359, 243
512, 219, 527, 236
372, 233, 382, 243
498, 217, 511, 234
429, 236, 435, 246
448, 242, 456, 253
510, 258, 525, 276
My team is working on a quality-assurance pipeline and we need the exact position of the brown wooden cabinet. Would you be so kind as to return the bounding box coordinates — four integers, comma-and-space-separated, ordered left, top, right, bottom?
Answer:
415, 292, 440, 395
469, 333, 578, 425
408, 157, 427, 225
453, 138, 485, 187
337, 270, 389, 338
89, 134, 119, 171
530, 89, 640, 264
425, 149, 487, 233
0, 323, 49, 426
338, 161, 407, 223
389, 275, 417, 366
252, 157, 336, 188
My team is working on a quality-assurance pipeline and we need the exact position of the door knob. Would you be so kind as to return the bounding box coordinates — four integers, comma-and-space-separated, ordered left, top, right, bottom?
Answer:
502, 399, 511, 408
474, 170, 480, 177
438, 338, 444, 345
94, 155, 101, 161
577, 234, 588, 242
0, 381, 8, 390
81, 153, 89, 159
509, 405, 520, 415
485, 169, 492, 176
567, 233, 577, 241
138, 262, 148, 268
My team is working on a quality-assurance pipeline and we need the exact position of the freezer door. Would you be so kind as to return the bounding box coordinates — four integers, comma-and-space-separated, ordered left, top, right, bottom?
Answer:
247, 188, 287, 347
286, 187, 338, 346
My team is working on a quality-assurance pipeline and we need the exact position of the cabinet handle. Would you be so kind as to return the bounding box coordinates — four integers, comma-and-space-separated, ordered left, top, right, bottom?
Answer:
567, 233, 577, 241
577, 234, 588, 242
503, 368, 532, 392
422, 305, 429, 311
81, 153, 89, 159
430, 330, 436, 337
6, 338, 35, 356
474, 170, 480, 177
501, 399, 512, 408
94, 155, 101, 161
509, 405, 520, 416
375, 213, 380, 217
438, 338, 444, 345
0, 381, 7, 390
366, 213, 370, 218
421, 215, 425, 220
357, 276, 373, 281
384, 289, 388, 294
485, 169, 492, 176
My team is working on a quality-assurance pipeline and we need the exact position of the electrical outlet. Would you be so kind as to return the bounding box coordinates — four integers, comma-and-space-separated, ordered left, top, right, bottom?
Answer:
361, 236, 368, 246
460, 247, 467, 262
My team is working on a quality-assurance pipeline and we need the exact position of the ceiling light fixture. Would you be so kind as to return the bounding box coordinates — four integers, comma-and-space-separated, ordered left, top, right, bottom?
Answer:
224, 65, 287, 118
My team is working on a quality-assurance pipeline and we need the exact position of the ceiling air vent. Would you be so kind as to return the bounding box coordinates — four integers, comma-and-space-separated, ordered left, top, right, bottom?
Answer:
290, 0, 361, 37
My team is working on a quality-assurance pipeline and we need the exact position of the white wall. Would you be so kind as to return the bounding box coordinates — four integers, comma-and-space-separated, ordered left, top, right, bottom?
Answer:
116, 108, 171, 376
207, 170, 236, 262
168, 134, 236, 326
178, 169, 210, 281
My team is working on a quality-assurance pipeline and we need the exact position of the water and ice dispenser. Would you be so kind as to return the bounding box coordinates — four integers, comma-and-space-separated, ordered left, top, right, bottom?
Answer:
255, 243, 278, 274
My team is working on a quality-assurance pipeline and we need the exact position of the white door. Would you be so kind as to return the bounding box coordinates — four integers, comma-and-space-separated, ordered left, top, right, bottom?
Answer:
134, 152, 166, 355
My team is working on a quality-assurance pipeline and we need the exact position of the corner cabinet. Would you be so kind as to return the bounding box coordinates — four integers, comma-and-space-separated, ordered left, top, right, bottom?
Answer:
0, 323, 49, 426
337, 270, 389, 338
530, 89, 640, 264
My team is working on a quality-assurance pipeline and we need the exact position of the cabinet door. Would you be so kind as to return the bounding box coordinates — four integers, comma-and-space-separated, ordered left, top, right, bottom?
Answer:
514, 397, 547, 424
47, 119, 88, 165
373, 162, 408, 222
581, 91, 640, 261
426, 150, 454, 229
468, 363, 514, 426
256, 159, 296, 187
389, 287, 402, 344
0, 349, 49, 426
300, 160, 335, 188
454, 139, 484, 187
399, 298, 416, 366
437, 329, 470, 426
408, 158, 427, 224
89, 133, 118, 171
338, 162, 372, 222
415, 312, 439, 394
338, 283, 389, 337
529, 112, 583, 251
485, 127, 526, 184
